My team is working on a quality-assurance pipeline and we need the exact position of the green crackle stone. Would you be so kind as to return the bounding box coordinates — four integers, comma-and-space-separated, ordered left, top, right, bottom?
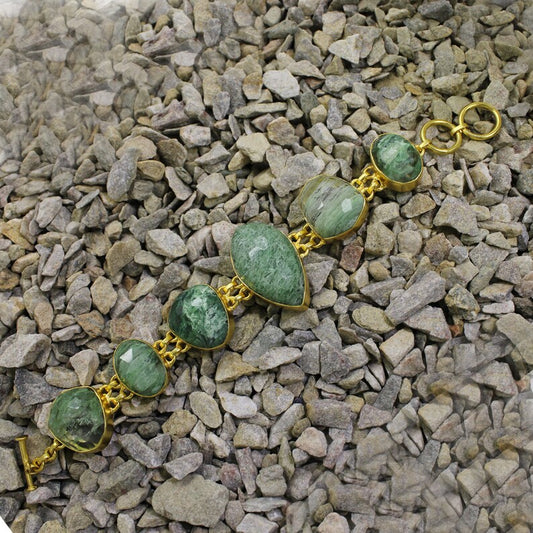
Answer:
169, 285, 229, 349
371, 134, 422, 183
49, 387, 107, 452
299, 175, 365, 239
231, 222, 306, 307
114, 340, 167, 396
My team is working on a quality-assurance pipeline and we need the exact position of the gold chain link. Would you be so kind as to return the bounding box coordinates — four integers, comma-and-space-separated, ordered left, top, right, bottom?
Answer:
217, 276, 254, 312
16, 435, 65, 490
27, 439, 65, 474
351, 164, 386, 202
152, 331, 191, 368
96, 375, 134, 413
418, 102, 501, 155
288, 223, 326, 258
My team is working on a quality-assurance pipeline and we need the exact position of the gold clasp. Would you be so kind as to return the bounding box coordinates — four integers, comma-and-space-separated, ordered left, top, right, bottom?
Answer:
16, 436, 36, 491
459, 102, 502, 141
417, 102, 501, 155
16, 436, 65, 491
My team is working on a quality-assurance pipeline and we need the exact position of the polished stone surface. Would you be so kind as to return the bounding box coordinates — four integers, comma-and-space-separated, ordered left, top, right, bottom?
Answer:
114, 339, 167, 396
231, 222, 305, 307
299, 175, 365, 239
48, 387, 106, 452
371, 134, 422, 183
169, 285, 229, 349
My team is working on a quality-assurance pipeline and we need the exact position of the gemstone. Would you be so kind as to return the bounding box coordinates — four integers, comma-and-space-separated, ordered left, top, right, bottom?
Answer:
231, 222, 307, 308
371, 134, 422, 183
114, 340, 167, 396
48, 387, 109, 452
299, 175, 365, 240
169, 285, 230, 349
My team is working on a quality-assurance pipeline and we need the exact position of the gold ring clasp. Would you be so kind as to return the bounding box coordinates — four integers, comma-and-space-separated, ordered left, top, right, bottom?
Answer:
419, 119, 463, 155
458, 102, 502, 141
417, 102, 501, 155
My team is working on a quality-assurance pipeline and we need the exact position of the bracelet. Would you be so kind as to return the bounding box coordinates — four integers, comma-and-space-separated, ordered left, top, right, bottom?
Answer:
16, 101, 502, 492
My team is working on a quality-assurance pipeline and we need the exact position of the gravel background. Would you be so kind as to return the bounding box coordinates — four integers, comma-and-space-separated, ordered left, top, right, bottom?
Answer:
1, 0, 532, 532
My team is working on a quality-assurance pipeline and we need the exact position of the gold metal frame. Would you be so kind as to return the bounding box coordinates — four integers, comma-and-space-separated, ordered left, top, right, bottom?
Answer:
112, 339, 169, 398
297, 175, 370, 243
369, 134, 424, 192
47, 386, 114, 454
168, 284, 235, 351
230, 233, 310, 311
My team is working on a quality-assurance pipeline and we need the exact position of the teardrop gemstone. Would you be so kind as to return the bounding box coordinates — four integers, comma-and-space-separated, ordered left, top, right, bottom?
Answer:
371, 134, 422, 184
299, 175, 366, 240
169, 285, 231, 350
114, 339, 167, 397
48, 387, 111, 453
230, 222, 308, 308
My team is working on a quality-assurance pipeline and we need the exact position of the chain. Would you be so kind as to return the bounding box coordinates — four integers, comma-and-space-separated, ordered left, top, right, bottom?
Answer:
418, 102, 501, 155
351, 164, 386, 202
288, 223, 326, 258
217, 276, 254, 312
27, 439, 65, 474
152, 331, 191, 368
96, 375, 135, 414
16, 436, 65, 491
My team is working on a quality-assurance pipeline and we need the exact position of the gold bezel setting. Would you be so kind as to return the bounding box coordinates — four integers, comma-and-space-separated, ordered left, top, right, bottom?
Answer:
298, 175, 370, 243
169, 285, 235, 351
48, 386, 114, 454
369, 134, 424, 193
112, 339, 169, 398
230, 232, 310, 311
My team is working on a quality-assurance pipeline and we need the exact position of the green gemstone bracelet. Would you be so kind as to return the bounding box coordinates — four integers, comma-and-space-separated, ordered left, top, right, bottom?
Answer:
16, 101, 502, 491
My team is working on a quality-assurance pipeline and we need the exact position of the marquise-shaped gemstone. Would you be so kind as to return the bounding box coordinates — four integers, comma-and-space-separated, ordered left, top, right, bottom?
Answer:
48, 387, 111, 453
169, 285, 231, 350
299, 175, 366, 240
230, 222, 308, 308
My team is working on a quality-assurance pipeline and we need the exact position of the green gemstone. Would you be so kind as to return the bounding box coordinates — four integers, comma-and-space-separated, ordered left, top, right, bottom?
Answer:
299, 175, 365, 239
231, 222, 306, 307
371, 134, 422, 183
169, 285, 229, 349
48, 387, 108, 452
114, 340, 167, 396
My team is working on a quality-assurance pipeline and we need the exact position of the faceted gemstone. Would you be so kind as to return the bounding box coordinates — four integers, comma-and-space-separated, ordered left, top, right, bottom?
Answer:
114, 340, 167, 396
231, 222, 306, 308
48, 387, 108, 452
169, 285, 230, 349
299, 175, 365, 239
371, 134, 422, 183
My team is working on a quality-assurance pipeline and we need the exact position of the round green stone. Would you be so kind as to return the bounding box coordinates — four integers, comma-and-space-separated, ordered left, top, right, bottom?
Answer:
114, 340, 167, 396
299, 175, 365, 239
169, 285, 229, 349
48, 387, 107, 452
371, 134, 422, 183
231, 222, 306, 308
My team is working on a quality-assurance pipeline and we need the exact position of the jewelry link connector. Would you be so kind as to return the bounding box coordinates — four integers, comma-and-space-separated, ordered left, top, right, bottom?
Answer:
418, 102, 501, 155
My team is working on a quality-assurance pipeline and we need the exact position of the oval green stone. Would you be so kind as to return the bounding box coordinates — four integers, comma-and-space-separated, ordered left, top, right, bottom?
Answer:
299, 175, 365, 239
231, 222, 306, 307
48, 387, 108, 452
114, 340, 167, 396
371, 134, 422, 183
169, 285, 229, 349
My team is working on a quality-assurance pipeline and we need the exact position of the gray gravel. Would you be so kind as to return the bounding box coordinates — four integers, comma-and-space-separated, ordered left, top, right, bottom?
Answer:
1, 0, 532, 532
